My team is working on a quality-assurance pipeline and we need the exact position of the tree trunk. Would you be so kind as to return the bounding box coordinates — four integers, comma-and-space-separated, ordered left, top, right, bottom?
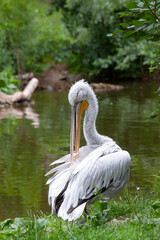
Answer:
16, 40, 21, 75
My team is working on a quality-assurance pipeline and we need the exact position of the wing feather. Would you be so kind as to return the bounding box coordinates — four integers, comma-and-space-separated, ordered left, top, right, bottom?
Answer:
58, 148, 131, 219
49, 154, 70, 166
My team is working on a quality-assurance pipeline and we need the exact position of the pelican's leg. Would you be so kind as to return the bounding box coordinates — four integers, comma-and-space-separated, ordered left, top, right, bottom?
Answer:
84, 206, 88, 215
82, 206, 88, 223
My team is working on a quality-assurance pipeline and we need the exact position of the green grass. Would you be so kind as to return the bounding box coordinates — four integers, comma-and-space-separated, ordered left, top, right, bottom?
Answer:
0, 192, 160, 240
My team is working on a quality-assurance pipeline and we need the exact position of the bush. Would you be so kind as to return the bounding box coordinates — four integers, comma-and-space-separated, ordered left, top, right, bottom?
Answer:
0, 70, 20, 94
1, 0, 159, 81
53, 0, 160, 80
0, 0, 72, 75
115, 0, 160, 73
23, 10, 72, 74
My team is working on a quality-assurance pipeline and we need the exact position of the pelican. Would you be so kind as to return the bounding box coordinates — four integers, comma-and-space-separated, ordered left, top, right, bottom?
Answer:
46, 80, 131, 221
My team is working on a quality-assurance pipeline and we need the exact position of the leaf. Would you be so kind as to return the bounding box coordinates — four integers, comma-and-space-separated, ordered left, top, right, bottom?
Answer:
118, 12, 133, 17
153, 175, 160, 179
144, 23, 154, 32
106, 33, 113, 37
126, 2, 138, 10
136, 24, 147, 31
149, 1, 156, 5
146, 112, 159, 119
122, 30, 136, 38
149, 66, 158, 72
0, 219, 13, 229
120, 23, 130, 28
145, 10, 156, 22
132, 20, 145, 27
112, 29, 124, 35
152, 201, 160, 210
8, 84, 17, 89
127, 25, 135, 29
137, 2, 144, 8
138, 19, 146, 22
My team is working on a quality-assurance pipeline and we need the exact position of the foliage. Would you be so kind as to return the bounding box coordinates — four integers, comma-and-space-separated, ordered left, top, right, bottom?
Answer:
119, 0, 160, 39
0, 70, 20, 94
0, 0, 72, 75
115, 0, 160, 118
23, 10, 72, 74
1, 0, 159, 80
112, 0, 160, 72
52, 0, 159, 80
0, 28, 15, 73
0, 193, 160, 239
0, 0, 34, 74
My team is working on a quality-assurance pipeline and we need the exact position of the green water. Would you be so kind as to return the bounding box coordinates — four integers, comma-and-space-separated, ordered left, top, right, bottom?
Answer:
0, 81, 159, 220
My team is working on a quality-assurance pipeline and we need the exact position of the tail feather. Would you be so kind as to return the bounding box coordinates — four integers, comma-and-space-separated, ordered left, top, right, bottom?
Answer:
58, 203, 86, 221
48, 168, 71, 211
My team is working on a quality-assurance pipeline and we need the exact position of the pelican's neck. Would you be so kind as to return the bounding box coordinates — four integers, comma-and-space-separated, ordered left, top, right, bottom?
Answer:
83, 93, 104, 146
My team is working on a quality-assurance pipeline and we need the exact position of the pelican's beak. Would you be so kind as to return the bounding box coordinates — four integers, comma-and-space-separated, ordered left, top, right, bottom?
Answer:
70, 100, 88, 166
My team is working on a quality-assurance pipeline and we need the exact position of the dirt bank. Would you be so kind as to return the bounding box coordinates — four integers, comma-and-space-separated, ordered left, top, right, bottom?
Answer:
17, 63, 124, 92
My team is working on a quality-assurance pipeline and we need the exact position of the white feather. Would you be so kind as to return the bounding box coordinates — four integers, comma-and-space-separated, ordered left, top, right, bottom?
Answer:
58, 144, 130, 216
46, 80, 131, 221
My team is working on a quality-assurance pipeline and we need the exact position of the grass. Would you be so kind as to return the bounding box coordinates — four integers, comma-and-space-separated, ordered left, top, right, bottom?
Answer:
0, 191, 160, 240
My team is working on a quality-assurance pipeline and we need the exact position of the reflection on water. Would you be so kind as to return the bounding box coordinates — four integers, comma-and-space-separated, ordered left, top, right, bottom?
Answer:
0, 81, 160, 220
0, 105, 40, 128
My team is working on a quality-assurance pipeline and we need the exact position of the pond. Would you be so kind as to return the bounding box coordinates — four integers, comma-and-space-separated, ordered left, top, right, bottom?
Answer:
0, 81, 160, 220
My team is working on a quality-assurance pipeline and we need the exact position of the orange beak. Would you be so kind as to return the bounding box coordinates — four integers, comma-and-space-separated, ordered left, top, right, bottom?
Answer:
70, 100, 88, 166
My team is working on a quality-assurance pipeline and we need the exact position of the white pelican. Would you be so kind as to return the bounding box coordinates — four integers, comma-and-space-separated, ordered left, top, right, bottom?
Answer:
46, 80, 131, 221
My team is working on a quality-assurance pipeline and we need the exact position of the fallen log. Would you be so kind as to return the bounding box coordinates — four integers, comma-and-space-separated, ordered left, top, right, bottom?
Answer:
0, 78, 39, 105
90, 83, 124, 92
15, 72, 34, 82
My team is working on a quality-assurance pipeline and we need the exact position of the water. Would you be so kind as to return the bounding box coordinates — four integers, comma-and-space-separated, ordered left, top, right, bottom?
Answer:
0, 81, 159, 220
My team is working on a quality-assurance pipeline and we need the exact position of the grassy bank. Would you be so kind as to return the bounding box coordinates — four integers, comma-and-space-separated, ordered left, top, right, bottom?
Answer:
0, 191, 160, 240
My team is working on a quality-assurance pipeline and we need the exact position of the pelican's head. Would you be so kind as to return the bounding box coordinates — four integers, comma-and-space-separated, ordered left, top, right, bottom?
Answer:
68, 80, 98, 165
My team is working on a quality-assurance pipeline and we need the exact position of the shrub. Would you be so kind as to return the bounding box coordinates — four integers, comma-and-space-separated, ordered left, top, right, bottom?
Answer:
0, 0, 72, 75
54, 0, 157, 80
0, 70, 20, 94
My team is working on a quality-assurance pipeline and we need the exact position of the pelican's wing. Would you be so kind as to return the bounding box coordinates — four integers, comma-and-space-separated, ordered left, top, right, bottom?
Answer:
47, 145, 90, 172
46, 146, 90, 179
46, 146, 91, 213
49, 154, 71, 166
58, 143, 131, 220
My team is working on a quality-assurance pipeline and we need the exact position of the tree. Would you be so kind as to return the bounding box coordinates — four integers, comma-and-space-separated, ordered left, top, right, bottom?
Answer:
116, 0, 160, 72
116, 0, 160, 118
0, 0, 71, 75
0, 0, 34, 74
53, 0, 160, 80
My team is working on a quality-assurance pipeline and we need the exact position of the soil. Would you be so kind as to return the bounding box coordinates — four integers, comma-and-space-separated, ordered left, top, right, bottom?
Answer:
37, 63, 80, 91
17, 63, 124, 92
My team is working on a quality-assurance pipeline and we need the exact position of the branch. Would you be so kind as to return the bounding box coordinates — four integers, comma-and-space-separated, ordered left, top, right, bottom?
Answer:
144, 0, 160, 21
